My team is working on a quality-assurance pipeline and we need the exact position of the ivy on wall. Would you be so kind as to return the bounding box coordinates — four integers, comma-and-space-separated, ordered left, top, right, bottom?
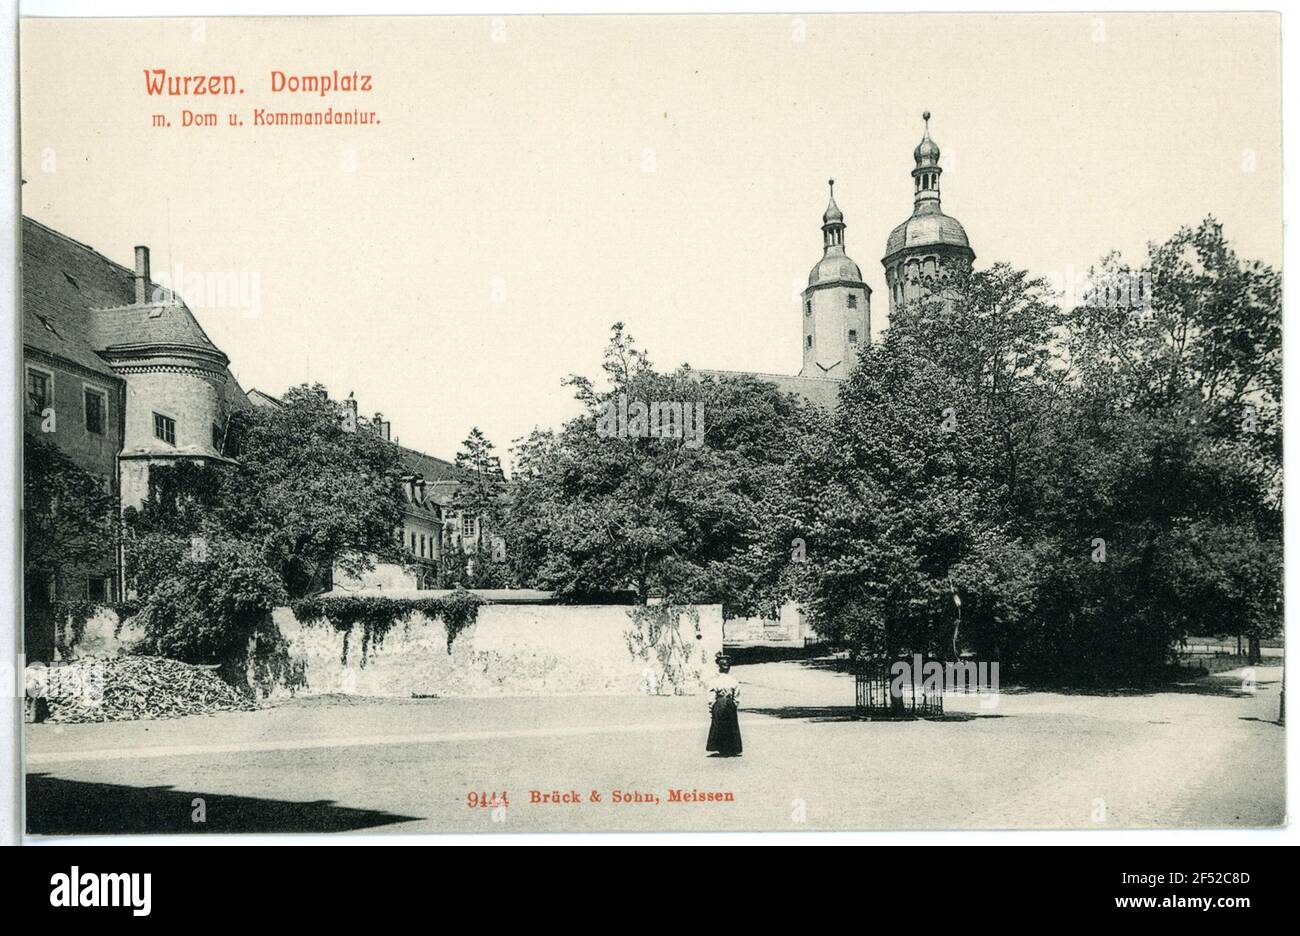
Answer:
624, 603, 704, 695
291, 590, 484, 665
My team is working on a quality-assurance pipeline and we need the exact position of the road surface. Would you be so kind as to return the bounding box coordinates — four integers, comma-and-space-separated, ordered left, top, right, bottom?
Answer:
26, 660, 1285, 834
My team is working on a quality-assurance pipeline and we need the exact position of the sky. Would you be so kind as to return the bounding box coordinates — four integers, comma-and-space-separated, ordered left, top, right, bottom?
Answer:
19, 13, 1282, 467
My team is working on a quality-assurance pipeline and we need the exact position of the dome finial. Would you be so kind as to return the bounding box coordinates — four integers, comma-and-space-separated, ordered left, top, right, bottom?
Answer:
914, 112, 941, 168
822, 179, 844, 226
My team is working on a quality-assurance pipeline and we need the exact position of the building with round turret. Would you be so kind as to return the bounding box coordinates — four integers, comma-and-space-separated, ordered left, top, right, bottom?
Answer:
799, 180, 871, 379
882, 113, 975, 314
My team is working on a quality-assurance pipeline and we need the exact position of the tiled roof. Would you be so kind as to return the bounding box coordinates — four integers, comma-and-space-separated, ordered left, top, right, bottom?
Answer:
246, 388, 284, 408
89, 302, 224, 357
22, 215, 237, 381
425, 479, 462, 507
695, 368, 843, 409
22, 218, 122, 379
397, 445, 465, 484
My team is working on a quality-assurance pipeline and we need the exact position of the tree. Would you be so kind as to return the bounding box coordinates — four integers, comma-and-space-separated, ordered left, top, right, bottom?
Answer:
795, 226, 1282, 686
448, 427, 510, 588
136, 538, 286, 683
23, 432, 120, 658
119, 385, 409, 679
218, 385, 407, 597
796, 266, 1061, 664
1054, 217, 1282, 668
499, 323, 822, 608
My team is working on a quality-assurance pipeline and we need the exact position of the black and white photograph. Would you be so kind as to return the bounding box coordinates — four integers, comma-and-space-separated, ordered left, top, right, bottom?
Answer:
3, 4, 1292, 857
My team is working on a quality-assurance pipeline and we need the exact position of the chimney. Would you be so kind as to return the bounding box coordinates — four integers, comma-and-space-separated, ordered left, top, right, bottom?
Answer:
134, 246, 151, 304
374, 412, 391, 442
340, 396, 358, 433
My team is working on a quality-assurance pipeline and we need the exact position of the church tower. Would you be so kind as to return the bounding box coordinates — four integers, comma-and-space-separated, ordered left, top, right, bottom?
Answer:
799, 180, 871, 379
882, 113, 975, 316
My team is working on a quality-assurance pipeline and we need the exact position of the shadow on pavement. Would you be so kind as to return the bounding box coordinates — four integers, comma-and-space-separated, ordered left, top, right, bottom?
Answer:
986, 674, 1276, 699
746, 705, 989, 723
26, 774, 421, 835
728, 645, 832, 665
746, 705, 859, 722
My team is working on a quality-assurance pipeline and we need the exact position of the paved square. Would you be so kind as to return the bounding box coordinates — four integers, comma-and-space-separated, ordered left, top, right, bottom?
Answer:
26, 661, 1285, 834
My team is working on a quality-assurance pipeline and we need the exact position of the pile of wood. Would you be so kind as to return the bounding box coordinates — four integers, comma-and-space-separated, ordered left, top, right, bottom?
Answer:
43, 657, 258, 724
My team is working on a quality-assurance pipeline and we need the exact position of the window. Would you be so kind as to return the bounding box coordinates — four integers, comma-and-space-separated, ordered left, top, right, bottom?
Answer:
846, 295, 858, 309
411, 532, 417, 552
153, 412, 176, 445
804, 301, 812, 316
87, 576, 109, 603
26, 368, 50, 415
806, 335, 813, 349
848, 329, 859, 345
212, 422, 225, 453
420, 534, 426, 558
462, 514, 476, 537
84, 389, 105, 435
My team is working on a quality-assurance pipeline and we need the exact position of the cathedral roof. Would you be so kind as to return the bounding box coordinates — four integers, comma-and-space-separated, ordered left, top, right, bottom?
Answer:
822, 194, 844, 224
808, 251, 864, 287
884, 205, 972, 257
809, 180, 863, 286
883, 113, 974, 262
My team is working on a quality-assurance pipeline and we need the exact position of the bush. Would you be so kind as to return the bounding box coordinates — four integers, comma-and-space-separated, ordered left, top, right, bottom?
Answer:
136, 539, 287, 671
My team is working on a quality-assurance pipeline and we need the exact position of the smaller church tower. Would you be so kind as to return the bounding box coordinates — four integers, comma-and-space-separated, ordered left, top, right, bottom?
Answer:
799, 180, 871, 379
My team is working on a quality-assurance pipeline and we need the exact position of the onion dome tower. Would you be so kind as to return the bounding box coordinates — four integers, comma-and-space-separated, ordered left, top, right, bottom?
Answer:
882, 113, 975, 315
799, 180, 872, 378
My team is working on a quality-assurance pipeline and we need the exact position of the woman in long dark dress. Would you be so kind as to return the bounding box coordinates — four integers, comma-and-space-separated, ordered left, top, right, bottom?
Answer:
706, 653, 742, 757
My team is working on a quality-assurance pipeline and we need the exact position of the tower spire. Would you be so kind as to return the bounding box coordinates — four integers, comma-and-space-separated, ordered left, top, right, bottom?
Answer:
912, 111, 942, 212
822, 178, 845, 250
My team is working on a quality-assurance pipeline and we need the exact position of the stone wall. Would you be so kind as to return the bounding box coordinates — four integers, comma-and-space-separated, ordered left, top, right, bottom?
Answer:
43, 600, 727, 698
268, 602, 725, 698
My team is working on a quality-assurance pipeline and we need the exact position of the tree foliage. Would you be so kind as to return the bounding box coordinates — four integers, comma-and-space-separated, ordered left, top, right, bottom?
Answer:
795, 219, 1281, 681
23, 431, 119, 601
499, 323, 824, 609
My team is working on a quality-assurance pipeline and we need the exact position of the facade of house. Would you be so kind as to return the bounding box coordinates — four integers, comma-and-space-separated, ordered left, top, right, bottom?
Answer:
22, 216, 249, 601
